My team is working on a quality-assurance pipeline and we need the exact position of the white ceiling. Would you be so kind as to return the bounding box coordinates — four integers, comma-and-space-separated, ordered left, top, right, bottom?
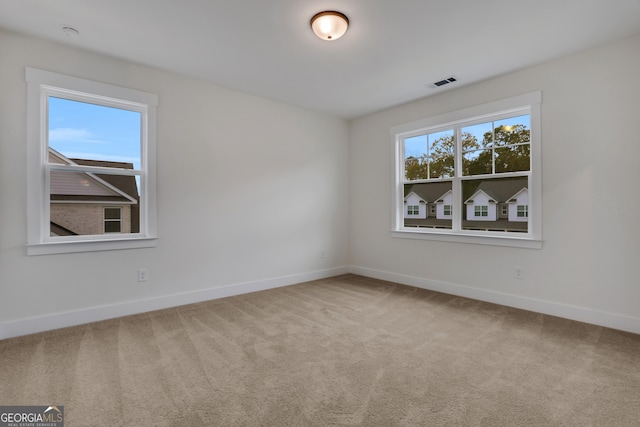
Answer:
1, 0, 639, 119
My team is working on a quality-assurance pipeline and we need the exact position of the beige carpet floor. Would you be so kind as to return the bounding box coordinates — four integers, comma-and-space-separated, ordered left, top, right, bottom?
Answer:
1, 274, 639, 426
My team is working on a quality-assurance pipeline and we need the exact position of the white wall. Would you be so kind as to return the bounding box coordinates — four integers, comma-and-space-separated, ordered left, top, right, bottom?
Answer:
2, 29, 640, 338
0, 30, 350, 338
350, 33, 640, 333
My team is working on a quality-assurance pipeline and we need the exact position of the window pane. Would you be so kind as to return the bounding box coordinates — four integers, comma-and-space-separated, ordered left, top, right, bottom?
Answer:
49, 170, 139, 236
463, 149, 493, 175
495, 145, 530, 173
494, 115, 530, 145
427, 130, 454, 178
463, 121, 492, 148
48, 97, 141, 170
104, 221, 122, 233
462, 177, 528, 233
404, 130, 454, 180
494, 114, 530, 173
403, 182, 453, 229
404, 135, 428, 180
104, 207, 122, 219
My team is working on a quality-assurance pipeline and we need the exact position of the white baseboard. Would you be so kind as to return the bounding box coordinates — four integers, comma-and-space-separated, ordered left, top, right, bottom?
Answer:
0, 266, 350, 340
3, 265, 638, 340
349, 265, 640, 335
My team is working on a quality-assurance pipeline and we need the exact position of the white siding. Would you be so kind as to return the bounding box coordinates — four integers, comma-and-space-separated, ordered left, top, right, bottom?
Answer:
508, 189, 529, 222
404, 192, 427, 218
435, 191, 453, 219
465, 191, 497, 221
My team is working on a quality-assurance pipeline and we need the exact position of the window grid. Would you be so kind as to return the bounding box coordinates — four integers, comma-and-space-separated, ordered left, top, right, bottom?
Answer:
517, 205, 528, 217
26, 67, 158, 255
104, 207, 123, 233
392, 92, 541, 247
475, 206, 488, 217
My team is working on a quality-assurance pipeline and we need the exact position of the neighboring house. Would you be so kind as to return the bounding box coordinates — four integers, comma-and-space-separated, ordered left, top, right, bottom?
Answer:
403, 191, 427, 219
435, 190, 453, 220
404, 182, 452, 220
49, 148, 139, 236
464, 178, 528, 223
404, 178, 528, 232
506, 187, 529, 223
465, 188, 498, 221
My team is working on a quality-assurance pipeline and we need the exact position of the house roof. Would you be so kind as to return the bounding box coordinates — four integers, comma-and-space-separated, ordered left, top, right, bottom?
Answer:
464, 177, 527, 204
72, 158, 140, 202
50, 221, 78, 236
49, 149, 138, 204
404, 182, 451, 203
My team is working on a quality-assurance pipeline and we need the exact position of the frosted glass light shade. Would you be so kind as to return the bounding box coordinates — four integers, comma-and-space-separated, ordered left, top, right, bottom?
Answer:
310, 11, 349, 41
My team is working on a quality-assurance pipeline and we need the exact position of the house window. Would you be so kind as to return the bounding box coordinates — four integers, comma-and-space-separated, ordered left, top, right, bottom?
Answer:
407, 205, 419, 215
104, 207, 122, 233
391, 92, 541, 248
474, 206, 488, 217
517, 205, 528, 217
26, 68, 158, 255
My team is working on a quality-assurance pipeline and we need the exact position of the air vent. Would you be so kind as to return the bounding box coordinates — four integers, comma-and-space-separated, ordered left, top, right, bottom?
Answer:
431, 76, 458, 88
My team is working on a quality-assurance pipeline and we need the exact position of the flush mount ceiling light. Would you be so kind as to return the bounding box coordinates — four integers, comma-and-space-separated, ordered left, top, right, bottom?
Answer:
62, 26, 79, 37
310, 11, 349, 41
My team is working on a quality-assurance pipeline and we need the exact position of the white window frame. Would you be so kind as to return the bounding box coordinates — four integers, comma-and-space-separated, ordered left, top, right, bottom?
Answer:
26, 67, 158, 255
390, 92, 542, 249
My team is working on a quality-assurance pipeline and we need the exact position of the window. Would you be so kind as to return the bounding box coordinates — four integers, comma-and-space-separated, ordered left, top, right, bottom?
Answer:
26, 68, 158, 255
104, 207, 123, 233
474, 206, 488, 217
407, 205, 420, 215
391, 92, 541, 248
517, 205, 528, 218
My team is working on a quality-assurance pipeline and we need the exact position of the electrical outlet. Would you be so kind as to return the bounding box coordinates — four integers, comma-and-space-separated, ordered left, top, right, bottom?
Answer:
515, 267, 524, 280
138, 268, 148, 282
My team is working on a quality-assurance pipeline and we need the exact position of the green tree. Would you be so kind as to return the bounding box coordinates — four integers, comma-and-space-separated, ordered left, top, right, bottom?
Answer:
464, 124, 531, 175
429, 132, 478, 178
404, 156, 428, 180
405, 125, 528, 180
482, 124, 530, 173
493, 124, 530, 172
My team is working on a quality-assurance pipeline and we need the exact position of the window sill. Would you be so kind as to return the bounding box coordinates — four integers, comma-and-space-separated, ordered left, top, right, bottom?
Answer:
391, 230, 542, 249
27, 237, 158, 256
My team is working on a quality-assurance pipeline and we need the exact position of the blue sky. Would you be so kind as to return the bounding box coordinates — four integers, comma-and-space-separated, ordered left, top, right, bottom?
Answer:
405, 129, 453, 159
48, 97, 142, 169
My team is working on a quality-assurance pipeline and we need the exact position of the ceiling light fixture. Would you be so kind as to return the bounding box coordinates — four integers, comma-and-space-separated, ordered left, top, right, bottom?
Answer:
310, 11, 349, 41
62, 26, 79, 37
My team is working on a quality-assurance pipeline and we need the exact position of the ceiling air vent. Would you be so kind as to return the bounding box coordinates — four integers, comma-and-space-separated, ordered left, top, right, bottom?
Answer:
431, 76, 458, 88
